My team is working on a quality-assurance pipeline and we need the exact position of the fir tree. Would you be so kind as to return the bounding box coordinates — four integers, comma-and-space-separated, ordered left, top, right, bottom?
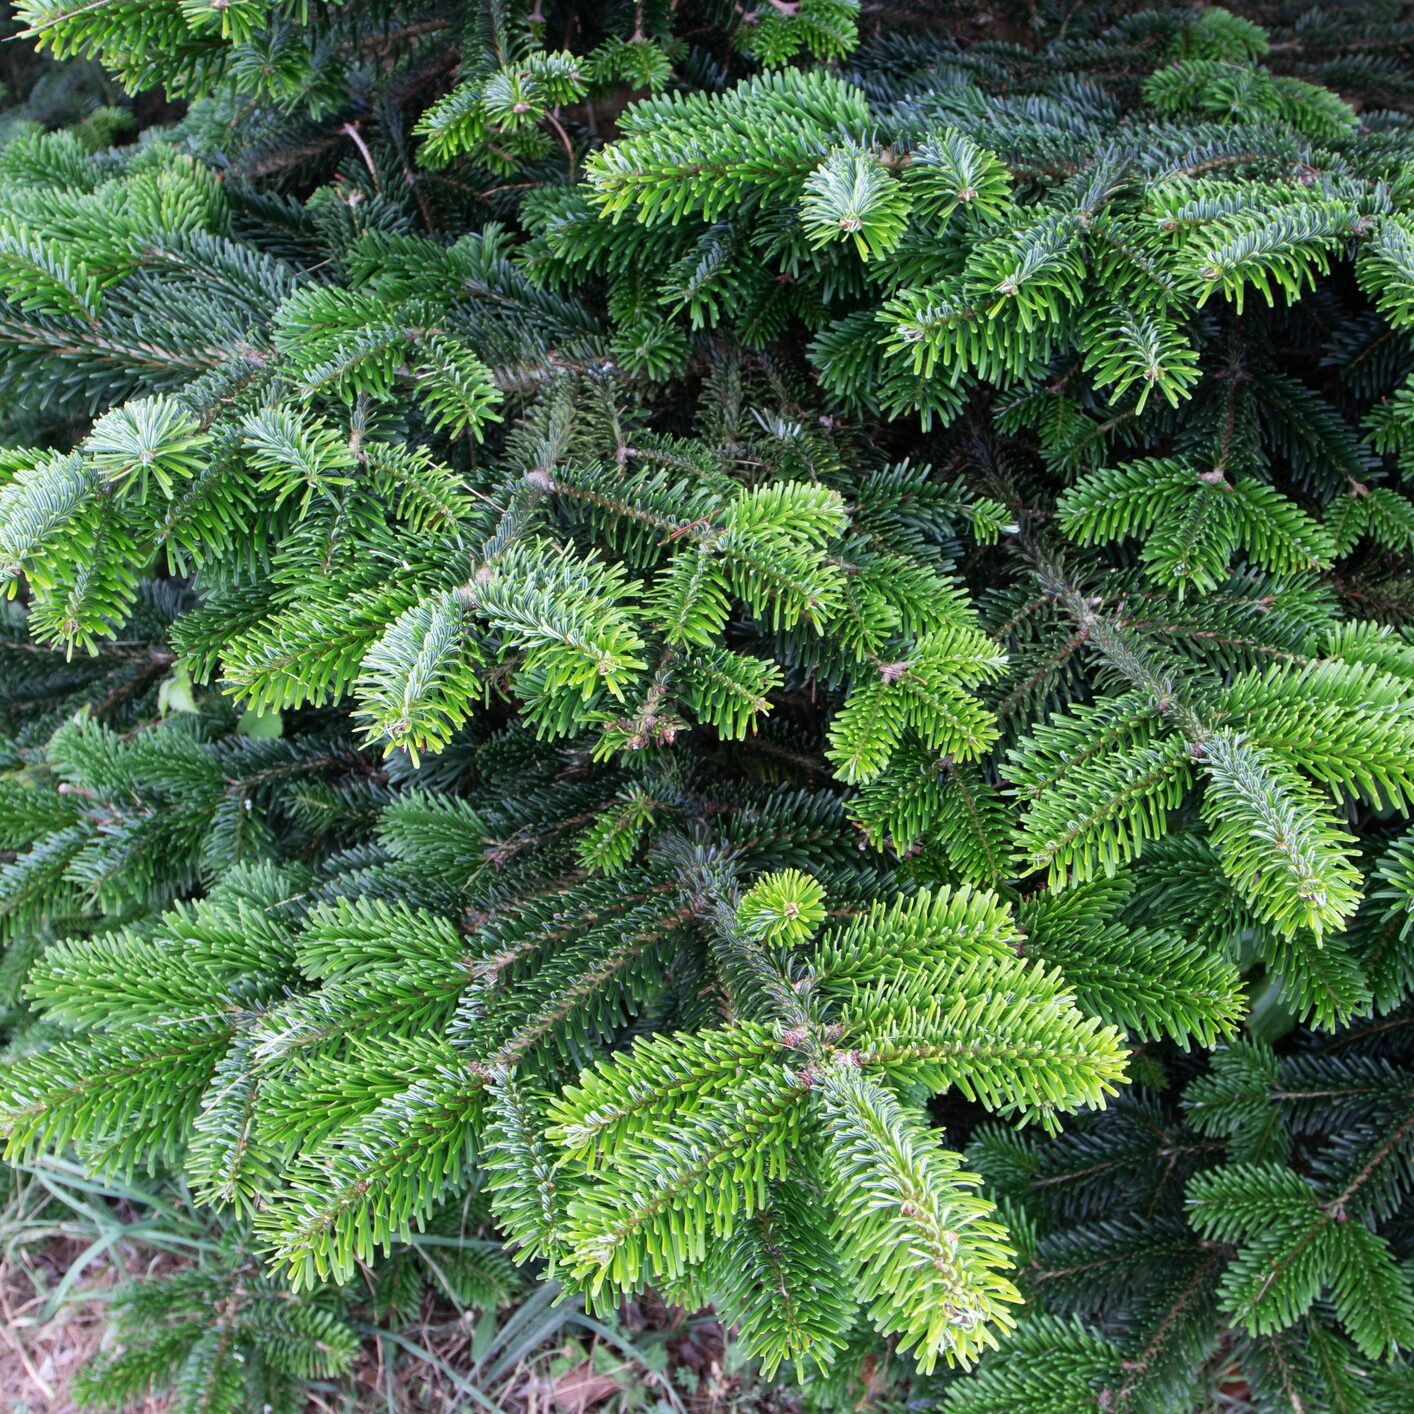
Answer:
958, 1005, 1414, 1411
2, 2, 1414, 1408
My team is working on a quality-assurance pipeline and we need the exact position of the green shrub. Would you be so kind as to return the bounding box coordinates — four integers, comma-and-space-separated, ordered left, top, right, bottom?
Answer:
2, 2, 1414, 1408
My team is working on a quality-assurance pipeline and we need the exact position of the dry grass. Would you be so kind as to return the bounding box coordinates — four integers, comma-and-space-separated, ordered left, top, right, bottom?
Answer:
0, 1160, 178, 1414
0, 1251, 801, 1414
0, 1230, 703, 1414
0, 1164, 812, 1414
0, 1246, 810, 1414
0, 1231, 168, 1413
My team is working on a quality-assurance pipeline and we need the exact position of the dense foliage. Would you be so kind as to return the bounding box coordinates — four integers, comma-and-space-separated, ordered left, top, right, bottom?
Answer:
3, 1, 1414, 1409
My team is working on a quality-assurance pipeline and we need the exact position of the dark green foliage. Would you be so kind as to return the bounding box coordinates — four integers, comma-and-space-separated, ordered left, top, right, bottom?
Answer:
3, 1, 1414, 1409
71, 1232, 362, 1414
962, 1019, 1414, 1411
